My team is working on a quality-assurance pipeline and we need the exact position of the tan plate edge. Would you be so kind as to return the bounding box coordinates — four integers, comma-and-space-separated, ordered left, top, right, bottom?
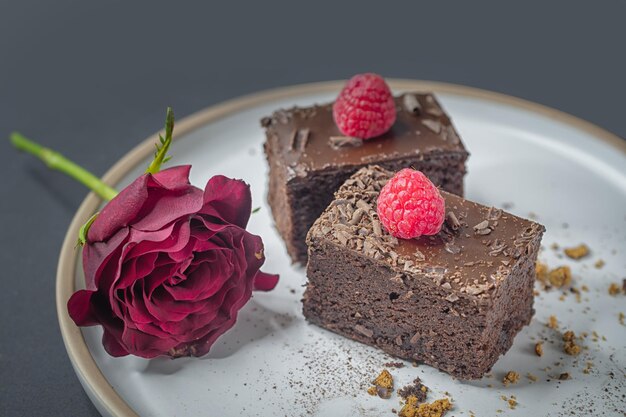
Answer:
56, 79, 626, 417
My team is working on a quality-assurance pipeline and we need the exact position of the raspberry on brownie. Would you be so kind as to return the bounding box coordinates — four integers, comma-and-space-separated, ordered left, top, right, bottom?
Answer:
304, 166, 545, 379
377, 168, 445, 239
333, 73, 397, 139
262, 74, 469, 264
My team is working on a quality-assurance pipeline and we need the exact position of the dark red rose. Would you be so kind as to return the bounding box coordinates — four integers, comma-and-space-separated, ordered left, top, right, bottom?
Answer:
67, 165, 278, 358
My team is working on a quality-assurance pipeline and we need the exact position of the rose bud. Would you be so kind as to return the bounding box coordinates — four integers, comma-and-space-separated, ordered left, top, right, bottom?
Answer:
11, 107, 279, 358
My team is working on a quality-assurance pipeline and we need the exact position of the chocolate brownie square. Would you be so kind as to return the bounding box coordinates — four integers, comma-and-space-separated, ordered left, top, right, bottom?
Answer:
263, 93, 469, 264
303, 166, 544, 379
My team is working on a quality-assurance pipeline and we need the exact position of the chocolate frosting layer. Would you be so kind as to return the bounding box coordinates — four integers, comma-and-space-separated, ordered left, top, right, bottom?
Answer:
307, 166, 545, 300
262, 93, 468, 175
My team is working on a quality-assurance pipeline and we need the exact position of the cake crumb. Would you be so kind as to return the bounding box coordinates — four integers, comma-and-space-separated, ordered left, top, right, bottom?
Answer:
398, 378, 428, 402
548, 266, 572, 288
619, 312, 625, 326
564, 244, 590, 259
547, 315, 558, 329
563, 331, 581, 356
502, 371, 520, 386
399, 397, 452, 417
508, 398, 518, 409
594, 259, 605, 269
550, 243, 559, 251
534, 342, 544, 356
608, 283, 622, 296
558, 372, 571, 380
368, 369, 394, 399
384, 362, 405, 369
526, 373, 538, 382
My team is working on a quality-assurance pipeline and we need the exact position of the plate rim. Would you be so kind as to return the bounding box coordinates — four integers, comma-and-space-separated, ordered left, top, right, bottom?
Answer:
55, 79, 626, 417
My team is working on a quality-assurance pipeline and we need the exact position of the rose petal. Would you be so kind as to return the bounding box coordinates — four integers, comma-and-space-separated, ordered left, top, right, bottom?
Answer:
82, 228, 129, 290
87, 175, 149, 243
125, 222, 190, 260
120, 325, 176, 359
131, 186, 203, 232
150, 165, 192, 190
88, 166, 193, 243
253, 271, 280, 291
102, 327, 130, 357
201, 175, 252, 228
67, 289, 98, 326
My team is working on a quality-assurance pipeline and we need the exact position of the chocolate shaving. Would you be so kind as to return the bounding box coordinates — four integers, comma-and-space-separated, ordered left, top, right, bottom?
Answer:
445, 211, 461, 231
297, 128, 310, 151
329, 135, 363, 150
402, 93, 422, 115
445, 293, 460, 302
489, 239, 507, 256
441, 125, 460, 144
354, 324, 373, 338
274, 110, 289, 124
426, 108, 444, 117
288, 128, 310, 151
355, 199, 372, 212
371, 219, 383, 236
421, 119, 442, 133
260, 116, 272, 127
487, 207, 503, 220
473, 220, 492, 235
445, 240, 461, 254
465, 284, 489, 295
414, 249, 426, 262
349, 208, 365, 225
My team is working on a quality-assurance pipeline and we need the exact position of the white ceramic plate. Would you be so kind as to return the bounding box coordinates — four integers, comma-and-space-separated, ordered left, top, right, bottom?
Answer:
57, 80, 626, 417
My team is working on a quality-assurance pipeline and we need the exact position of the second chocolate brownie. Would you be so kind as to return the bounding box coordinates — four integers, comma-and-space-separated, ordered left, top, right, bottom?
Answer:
303, 166, 544, 379
263, 93, 469, 264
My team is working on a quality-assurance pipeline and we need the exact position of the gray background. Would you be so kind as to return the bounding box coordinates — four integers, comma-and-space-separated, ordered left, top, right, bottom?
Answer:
1, 1, 624, 415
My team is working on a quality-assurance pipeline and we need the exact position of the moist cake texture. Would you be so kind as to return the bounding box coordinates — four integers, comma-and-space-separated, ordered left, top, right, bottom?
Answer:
263, 93, 469, 264
303, 166, 544, 379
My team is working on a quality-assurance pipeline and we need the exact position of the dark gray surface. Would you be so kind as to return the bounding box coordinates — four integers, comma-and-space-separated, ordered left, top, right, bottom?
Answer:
1, 1, 625, 416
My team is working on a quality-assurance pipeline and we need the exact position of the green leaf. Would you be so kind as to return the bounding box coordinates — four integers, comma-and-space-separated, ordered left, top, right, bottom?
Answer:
252, 206, 261, 214
146, 107, 175, 174
76, 212, 99, 247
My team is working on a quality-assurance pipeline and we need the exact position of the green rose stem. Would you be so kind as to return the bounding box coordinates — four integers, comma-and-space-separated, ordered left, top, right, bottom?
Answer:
10, 107, 175, 243
10, 132, 119, 201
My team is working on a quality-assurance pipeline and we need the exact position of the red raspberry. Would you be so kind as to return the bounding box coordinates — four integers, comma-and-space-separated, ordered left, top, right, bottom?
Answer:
333, 73, 396, 139
376, 169, 445, 239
